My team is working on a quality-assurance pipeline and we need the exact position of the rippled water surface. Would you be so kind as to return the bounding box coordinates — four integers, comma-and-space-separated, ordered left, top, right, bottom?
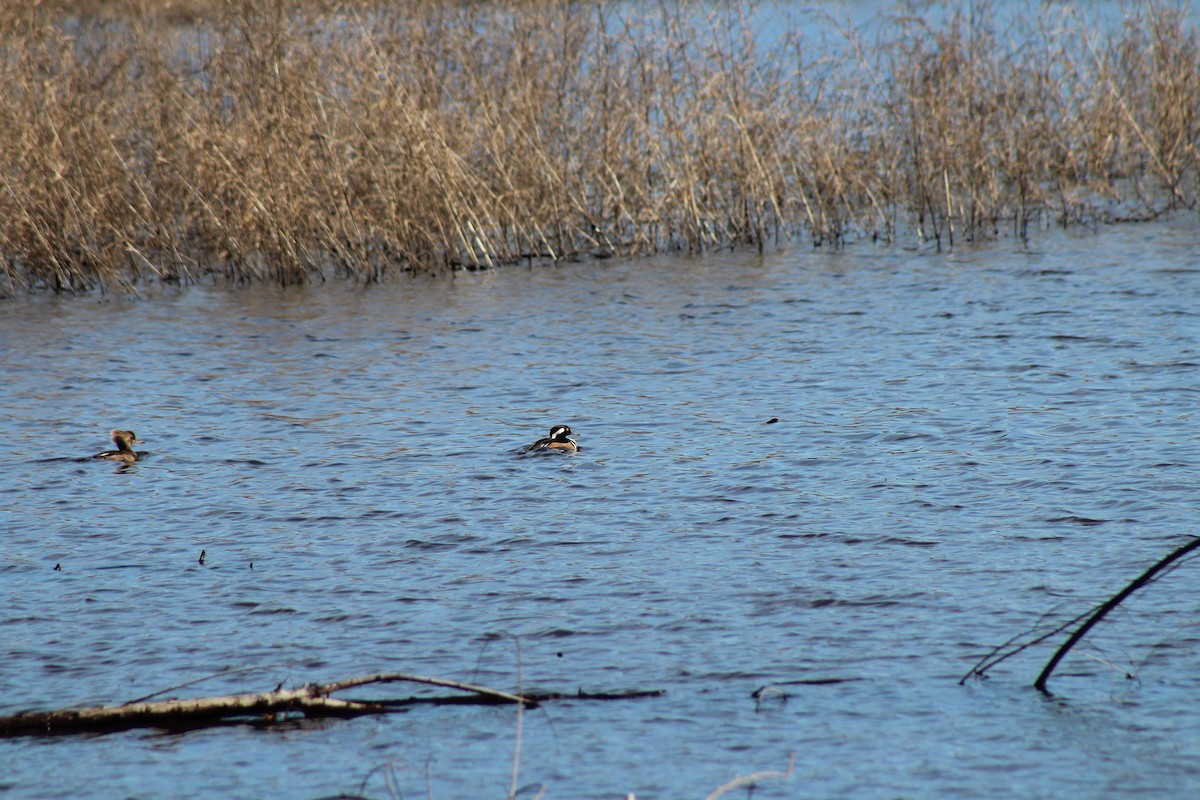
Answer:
2, 220, 1199, 799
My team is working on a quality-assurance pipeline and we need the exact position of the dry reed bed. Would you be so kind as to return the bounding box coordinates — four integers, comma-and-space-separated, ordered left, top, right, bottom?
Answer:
1, 0, 1197, 293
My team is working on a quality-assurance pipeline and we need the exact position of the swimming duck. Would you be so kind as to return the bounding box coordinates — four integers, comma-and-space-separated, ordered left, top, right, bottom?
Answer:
519, 424, 579, 454
92, 429, 142, 463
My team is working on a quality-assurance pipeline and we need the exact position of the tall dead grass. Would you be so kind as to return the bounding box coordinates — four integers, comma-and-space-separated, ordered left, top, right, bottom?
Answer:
1, 0, 1197, 293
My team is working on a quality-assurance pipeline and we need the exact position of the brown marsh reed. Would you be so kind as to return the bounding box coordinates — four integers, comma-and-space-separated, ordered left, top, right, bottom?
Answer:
0, 0, 1197, 293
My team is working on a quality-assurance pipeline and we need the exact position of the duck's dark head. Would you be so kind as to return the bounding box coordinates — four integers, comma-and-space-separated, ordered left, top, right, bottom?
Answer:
111, 430, 142, 450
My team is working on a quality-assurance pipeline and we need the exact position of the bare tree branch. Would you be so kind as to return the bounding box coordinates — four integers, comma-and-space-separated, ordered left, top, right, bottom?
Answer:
1035, 536, 1200, 693
0, 673, 661, 739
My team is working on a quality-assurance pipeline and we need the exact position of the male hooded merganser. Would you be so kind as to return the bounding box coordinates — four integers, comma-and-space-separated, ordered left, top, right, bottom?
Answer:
519, 424, 579, 454
92, 429, 142, 463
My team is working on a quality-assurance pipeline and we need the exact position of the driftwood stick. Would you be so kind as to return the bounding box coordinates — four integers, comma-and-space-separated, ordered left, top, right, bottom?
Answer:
1034, 536, 1200, 693
355, 688, 666, 710
0, 685, 381, 737
703, 753, 795, 800
0, 675, 660, 739
314, 672, 531, 705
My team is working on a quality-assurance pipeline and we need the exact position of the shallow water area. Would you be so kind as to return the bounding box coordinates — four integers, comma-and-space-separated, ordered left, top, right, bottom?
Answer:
2, 218, 1199, 799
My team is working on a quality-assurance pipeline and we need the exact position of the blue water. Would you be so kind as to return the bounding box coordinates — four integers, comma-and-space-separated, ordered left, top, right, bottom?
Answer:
1, 218, 1199, 799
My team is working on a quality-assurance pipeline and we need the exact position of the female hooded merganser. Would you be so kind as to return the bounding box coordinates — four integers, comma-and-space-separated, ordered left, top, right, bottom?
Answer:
92, 429, 142, 463
519, 424, 579, 454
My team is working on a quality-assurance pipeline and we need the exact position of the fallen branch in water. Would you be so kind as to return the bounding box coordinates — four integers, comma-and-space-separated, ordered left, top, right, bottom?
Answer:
0, 672, 664, 738
960, 536, 1200, 691
1034, 536, 1200, 694
958, 606, 1094, 685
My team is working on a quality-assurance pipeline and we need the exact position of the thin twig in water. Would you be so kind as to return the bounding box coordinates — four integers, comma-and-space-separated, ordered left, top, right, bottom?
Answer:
123, 665, 285, 705
318, 672, 531, 705
703, 753, 796, 800
958, 604, 1093, 684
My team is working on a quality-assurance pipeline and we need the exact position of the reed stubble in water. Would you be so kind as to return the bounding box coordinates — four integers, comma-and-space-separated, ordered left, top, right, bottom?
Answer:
1, 0, 1197, 293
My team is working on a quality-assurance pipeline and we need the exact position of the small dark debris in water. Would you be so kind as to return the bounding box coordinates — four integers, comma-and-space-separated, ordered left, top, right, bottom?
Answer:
249, 562, 254, 570
54, 563, 62, 571
765, 417, 779, 424
1048, 515, 1108, 527
557, 652, 564, 658
198, 549, 206, 565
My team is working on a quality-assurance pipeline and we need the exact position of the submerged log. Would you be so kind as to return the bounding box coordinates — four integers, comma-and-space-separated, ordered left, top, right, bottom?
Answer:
0, 672, 663, 739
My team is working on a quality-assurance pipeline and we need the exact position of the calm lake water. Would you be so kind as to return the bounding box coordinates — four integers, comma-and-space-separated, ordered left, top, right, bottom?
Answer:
2, 218, 1199, 799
